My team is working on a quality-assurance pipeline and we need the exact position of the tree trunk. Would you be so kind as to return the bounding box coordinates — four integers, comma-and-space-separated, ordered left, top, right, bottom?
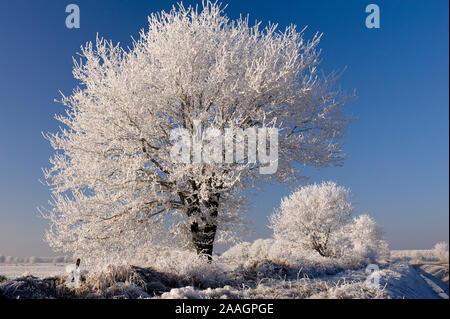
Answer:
190, 219, 217, 260
187, 193, 219, 261
180, 181, 220, 260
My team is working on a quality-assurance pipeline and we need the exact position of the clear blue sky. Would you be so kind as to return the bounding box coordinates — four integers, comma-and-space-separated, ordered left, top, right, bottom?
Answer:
0, 0, 448, 256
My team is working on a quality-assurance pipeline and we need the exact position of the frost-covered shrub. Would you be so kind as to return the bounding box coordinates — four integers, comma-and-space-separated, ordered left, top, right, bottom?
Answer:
433, 242, 449, 263
0, 275, 72, 299
390, 249, 435, 263
391, 242, 449, 264
81, 248, 232, 293
220, 239, 297, 269
269, 182, 388, 266
71, 249, 239, 298
79, 265, 174, 298
270, 182, 352, 257
147, 249, 231, 288
220, 239, 347, 278
333, 215, 389, 264
220, 239, 281, 265
103, 282, 151, 299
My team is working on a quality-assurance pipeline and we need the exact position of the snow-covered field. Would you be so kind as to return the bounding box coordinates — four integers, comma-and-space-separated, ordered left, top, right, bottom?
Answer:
154, 261, 448, 299
1, 249, 448, 299
0, 263, 68, 280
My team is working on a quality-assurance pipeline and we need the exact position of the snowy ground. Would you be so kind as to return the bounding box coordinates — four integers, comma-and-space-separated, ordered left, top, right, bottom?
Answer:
155, 261, 449, 299
415, 263, 449, 284
332, 261, 448, 299
0, 263, 68, 280
1, 260, 448, 299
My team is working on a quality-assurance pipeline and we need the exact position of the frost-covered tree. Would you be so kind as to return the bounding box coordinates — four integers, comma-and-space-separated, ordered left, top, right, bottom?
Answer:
433, 242, 449, 263
42, 2, 350, 264
334, 214, 389, 262
270, 181, 352, 256
270, 182, 389, 262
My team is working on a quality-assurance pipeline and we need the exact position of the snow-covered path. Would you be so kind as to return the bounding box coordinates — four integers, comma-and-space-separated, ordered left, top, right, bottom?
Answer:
324, 261, 449, 299
380, 262, 448, 299
413, 266, 448, 299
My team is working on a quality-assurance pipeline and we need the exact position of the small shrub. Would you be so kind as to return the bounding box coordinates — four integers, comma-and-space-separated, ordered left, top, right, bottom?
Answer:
433, 242, 449, 263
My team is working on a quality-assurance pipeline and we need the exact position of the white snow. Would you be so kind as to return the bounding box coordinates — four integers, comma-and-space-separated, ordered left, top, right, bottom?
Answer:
1, 247, 448, 299
157, 261, 450, 299
0, 263, 68, 279
417, 272, 448, 299
0, 255, 71, 264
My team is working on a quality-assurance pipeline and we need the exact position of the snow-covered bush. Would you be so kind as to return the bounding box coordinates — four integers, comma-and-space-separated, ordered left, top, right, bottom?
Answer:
433, 242, 449, 263
146, 249, 231, 288
270, 182, 352, 257
0, 275, 73, 299
220, 239, 287, 265
269, 182, 388, 265
220, 239, 285, 269
391, 242, 449, 263
390, 249, 435, 263
333, 215, 389, 264
220, 238, 347, 278
78, 247, 232, 291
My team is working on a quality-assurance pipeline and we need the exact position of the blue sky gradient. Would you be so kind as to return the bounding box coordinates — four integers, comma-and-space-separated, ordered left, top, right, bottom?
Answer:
0, 0, 448, 256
